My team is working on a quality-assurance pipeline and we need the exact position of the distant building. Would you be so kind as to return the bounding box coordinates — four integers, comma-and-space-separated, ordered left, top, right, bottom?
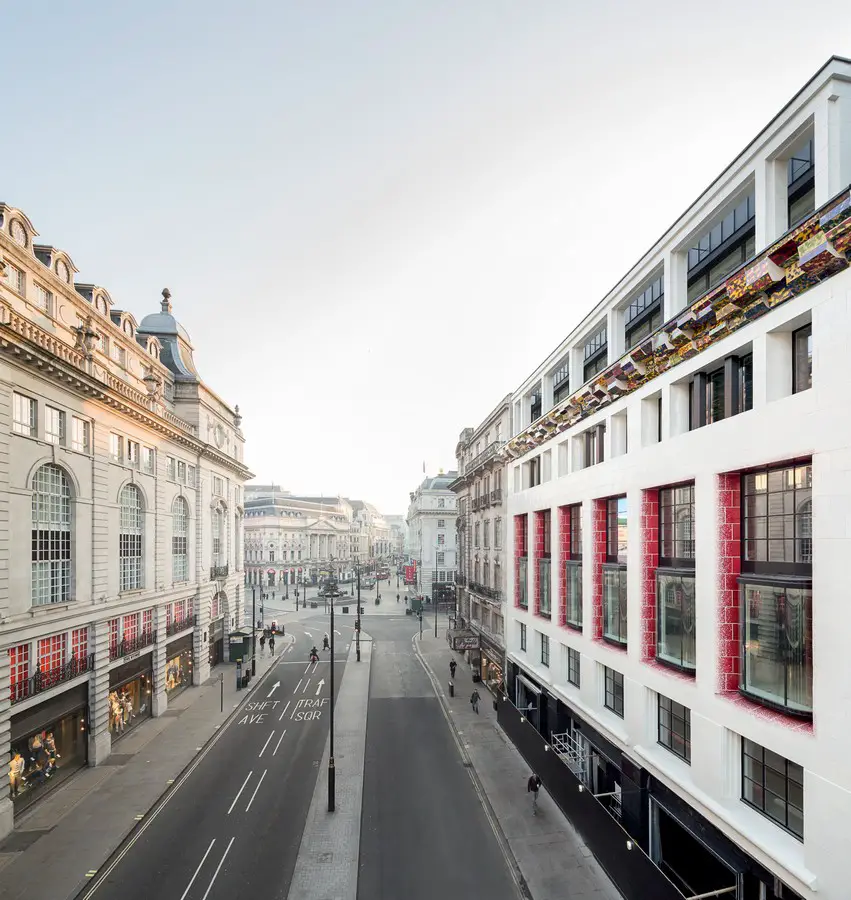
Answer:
406, 473, 459, 598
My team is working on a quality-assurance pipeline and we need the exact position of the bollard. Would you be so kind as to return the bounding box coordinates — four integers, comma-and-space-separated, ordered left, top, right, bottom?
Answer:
448, 681, 454, 698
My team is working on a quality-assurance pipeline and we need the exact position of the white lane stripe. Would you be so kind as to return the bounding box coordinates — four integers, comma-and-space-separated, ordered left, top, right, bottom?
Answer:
278, 700, 290, 721
273, 730, 287, 755
258, 731, 274, 758
245, 769, 267, 812
179, 838, 215, 900
200, 836, 235, 900
302, 678, 311, 694
227, 772, 252, 815
293, 678, 303, 694
312, 661, 319, 673
303, 662, 311, 674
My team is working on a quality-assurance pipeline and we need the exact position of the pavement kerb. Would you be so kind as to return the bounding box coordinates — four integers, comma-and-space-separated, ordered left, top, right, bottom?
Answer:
71, 645, 286, 900
412, 627, 531, 900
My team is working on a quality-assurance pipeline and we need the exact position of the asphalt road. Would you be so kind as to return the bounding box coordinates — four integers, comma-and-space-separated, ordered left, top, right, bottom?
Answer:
358, 617, 520, 900
78, 616, 351, 900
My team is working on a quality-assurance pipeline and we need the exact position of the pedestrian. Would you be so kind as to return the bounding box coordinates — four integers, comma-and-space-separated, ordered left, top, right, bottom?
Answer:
269, 635, 276, 655
470, 688, 480, 714
449, 659, 457, 680
260, 633, 266, 653
527, 773, 542, 815
396, 593, 400, 603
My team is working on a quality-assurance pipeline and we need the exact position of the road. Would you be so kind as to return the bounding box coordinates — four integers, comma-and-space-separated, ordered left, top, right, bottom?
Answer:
79, 616, 350, 900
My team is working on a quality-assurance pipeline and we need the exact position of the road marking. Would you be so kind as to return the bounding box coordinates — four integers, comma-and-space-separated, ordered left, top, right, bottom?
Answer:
294, 679, 303, 694
258, 731, 274, 758
245, 770, 267, 812
285, 644, 293, 654
312, 661, 319, 673
200, 836, 235, 900
134, 814, 144, 821
334, 629, 341, 635
304, 631, 312, 637
267, 681, 280, 697
179, 838, 215, 900
227, 771, 252, 815
303, 662, 311, 675
315, 678, 325, 695
302, 678, 311, 694
85, 871, 98, 878
273, 730, 287, 755
278, 700, 291, 721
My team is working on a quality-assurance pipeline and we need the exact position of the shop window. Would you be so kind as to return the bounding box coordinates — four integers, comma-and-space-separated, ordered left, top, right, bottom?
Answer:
166, 645, 192, 695
742, 738, 803, 840
109, 674, 152, 738
172, 496, 189, 582
31, 464, 72, 606
658, 695, 691, 763
119, 484, 144, 591
604, 666, 624, 717
603, 497, 627, 646
792, 324, 812, 393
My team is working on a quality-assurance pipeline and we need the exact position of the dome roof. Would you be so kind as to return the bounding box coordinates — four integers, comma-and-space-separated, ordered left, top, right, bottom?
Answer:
136, 288, 199, 381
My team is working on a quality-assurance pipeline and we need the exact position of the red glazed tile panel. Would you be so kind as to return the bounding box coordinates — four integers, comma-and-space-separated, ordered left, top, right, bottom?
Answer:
641, 489, 659, 662
717, 473, 741, 692
592, 499, 607, 641
558, 506, 571, 627
514, 514, 527, 609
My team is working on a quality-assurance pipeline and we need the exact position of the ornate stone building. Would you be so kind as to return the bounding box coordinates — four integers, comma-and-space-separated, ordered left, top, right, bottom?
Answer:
0, 204, 250, 838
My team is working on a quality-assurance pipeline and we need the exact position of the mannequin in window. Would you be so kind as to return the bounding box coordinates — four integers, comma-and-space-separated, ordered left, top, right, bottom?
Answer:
9, 751, 24, 797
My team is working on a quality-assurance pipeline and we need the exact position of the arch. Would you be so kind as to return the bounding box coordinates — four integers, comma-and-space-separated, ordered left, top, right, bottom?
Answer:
117, 477, 148, 512
27, 456, 80, 499
31, 463, 73, 606
172, 496, 190, 583
119, 483, 144, 591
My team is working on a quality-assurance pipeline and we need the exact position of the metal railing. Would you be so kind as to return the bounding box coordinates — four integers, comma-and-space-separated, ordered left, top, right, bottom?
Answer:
166, 614, 197, 637
469, 581, 503, 602
210, 563, 229, 580
109, 629, 156, 662
468, 441, 500, 471
490, 489, 502, 503
10, 654, 94, 705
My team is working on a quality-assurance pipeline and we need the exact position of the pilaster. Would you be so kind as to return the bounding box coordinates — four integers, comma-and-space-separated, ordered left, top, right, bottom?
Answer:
87, 619, 112, 765
91, 423, 110, 601
0, 379, 10, 620
151, 604, 168, 716
0, 648, 12, 840
193, 593, 210, 685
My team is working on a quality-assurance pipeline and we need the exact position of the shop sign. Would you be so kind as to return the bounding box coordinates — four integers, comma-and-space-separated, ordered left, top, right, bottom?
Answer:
122, 650, 141, 663
452, 634, 480, 651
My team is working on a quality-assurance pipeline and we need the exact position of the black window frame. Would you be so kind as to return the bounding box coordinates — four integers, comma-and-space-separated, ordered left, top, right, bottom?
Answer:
787, 138, 815, 228
538, 510, 552, 619
658, 694, 691, 763
656, 569, 696, 673
530, 390, 542, 422
584, 424, 605, 468
540, 632, 550, 667
606, 496, 627, 564
689, 353, 753, 430
741, 738, 804, 840
565, 504, 582, 631
687, 195, 756, 303
792, 324, 812, 394
624, 275, 664, 350
604, 666, 624, 718
583, 325, 608, 383
567, 646, 580, 687
659, 484, 695, 567
519, 621, 527, 652
552, 360, 571, 406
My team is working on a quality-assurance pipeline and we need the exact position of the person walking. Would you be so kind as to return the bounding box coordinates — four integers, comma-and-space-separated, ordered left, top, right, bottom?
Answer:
528, 773, 542, 815
396, 592, 400, 603
269, 634, 276, 655
449, 659, 457, 680
470, 688, 480, 714
260, 633, 266, 654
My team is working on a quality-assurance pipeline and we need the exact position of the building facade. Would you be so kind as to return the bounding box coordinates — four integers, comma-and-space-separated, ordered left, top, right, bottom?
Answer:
406, 473, 459, 598
243, 487, 352, 586
498, 58, 851, 900
450, 396, 511, 694
0, 205, 250, 838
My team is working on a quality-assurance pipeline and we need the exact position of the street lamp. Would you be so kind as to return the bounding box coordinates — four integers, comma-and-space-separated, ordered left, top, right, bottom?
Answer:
355, 558, 362, 663
251, 586, 257, 676
328, 557, 337, 812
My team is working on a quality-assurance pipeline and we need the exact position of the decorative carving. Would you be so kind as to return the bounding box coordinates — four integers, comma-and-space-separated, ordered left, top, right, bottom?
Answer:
142, 364, 162, 399
234, 404, 242, 428
73, 315, 100, 359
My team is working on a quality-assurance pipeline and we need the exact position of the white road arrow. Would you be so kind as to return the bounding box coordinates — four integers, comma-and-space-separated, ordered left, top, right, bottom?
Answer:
315, 679, 325, 695
304, 631, 313, 638
268, 682, 280, 697
334, 630, 341, 635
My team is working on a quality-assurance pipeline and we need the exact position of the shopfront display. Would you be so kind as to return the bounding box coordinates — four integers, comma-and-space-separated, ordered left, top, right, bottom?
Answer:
9, 684, 88, 811
480, 646, 504, 695
108, 656, 153, 741
165, 635, 193, 697
209, 618, 224, 667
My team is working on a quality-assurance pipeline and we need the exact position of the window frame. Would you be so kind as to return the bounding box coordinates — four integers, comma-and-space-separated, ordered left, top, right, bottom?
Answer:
31, 464, 72, 606
71, 416, 91, 454
583, 324, 608, 384
603, 666, 624, 718
656, 569, 697, 673
567, 646, 580, 687
12, 392, 36, 437
741, 738, 804, 840
659, 484, 695, 568
519, 622, 527, 652
44, 406, 66, 446
109, 433, 123, 463
540, 632, 550, 667
119, 484, 144, 592
792, 324, 812, 394
172, 496, 189, 583
658, 694, 691, 763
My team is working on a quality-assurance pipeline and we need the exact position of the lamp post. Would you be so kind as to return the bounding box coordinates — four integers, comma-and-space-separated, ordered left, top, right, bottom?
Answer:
251, 586, 257, 675
328, 557, 336, 812
356, 560, 362, 662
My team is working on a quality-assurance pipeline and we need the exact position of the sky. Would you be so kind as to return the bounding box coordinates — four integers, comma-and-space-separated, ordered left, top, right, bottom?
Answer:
2, 3, 847, 513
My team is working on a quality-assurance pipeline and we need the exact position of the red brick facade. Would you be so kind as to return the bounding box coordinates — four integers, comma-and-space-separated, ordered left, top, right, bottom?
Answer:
514, 514, 528, 608
533, 510, 549, 617
717, 473, 741, 692
641, 489, 659, 662
558, 506, 571, 628
591, 499, 607, 640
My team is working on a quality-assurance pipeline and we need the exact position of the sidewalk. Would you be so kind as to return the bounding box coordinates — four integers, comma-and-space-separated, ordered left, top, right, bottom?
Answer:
0, 638, 291, 900
414, 619, 622, 900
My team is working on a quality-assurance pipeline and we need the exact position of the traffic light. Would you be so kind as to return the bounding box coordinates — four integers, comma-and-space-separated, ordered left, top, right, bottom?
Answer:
355, 620, 361, 633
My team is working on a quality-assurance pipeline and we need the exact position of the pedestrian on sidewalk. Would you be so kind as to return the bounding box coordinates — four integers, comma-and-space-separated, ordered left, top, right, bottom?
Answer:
269, 635, 275, 655
449, 659, 457, 680
470, 688, 480, 714
260, 633, 266, 654
528, 773, 542, 815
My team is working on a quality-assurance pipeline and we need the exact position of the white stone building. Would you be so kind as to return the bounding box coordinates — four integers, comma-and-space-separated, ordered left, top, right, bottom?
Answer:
498, 56, 851, 900
450, 396, 511, 693
406, 473, 458, 598
0, 205, 250, 838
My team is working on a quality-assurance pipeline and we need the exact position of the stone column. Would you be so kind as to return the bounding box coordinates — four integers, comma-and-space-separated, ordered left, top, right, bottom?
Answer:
0, 650, 13, 840
194, 592, 210, 685
151, 604, 169, 717
87, 619, 113, 766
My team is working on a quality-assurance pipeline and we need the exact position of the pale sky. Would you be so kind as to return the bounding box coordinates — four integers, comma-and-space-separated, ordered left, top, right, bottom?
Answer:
2, 3, 846, 513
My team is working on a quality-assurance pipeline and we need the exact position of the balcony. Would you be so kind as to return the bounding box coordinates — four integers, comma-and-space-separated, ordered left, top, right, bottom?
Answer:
10, 654, 94, 705
469, 581, 503, 603
211, 564, 229, 580
469, 441, 501, 472
109, 629, 157, 662
166, 614, 197, 637
490, 489, 502, 504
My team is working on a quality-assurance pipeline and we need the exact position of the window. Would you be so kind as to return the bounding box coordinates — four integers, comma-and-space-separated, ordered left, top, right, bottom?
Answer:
787, 138, 815, 227
583, 324, 608, 383
127, 441, 140, 468
690, 355, 752, 429
604, 667, 624, 717
71, 417, 91, 453
13, 393, 36, 436
72, 627, 88, 663
603, 497, 627, 646
584, 423, 605, 468
552, 360, 571, 405
567, 647, 580, 686
172, 496, 189, 582
537, 510, 551, 618
31, 464, 72, 606
38, 634, 66, 675
111, 343, 126, 367
660, 485, 694, 565
483, 521, 489, 549
123, 613, 139, 645
177, 461, 187, 483
212, 506, 223, 565
213, 475, 224, 496
742, 739, 803, 840
658, 695, 691, 762
540, 633, 550, 667
517, 515, 528, 609
109, 618, 119, 657
687, 194, 755, 303
530, 390, 542, 422
119, 484, 144, 591
438, 532, 445, 546
437, 519, 445, 528
528, 457, 541, 487
42, 406, 65, 446
34, 283, 53, 314
187, 465, 197, 487
520, 622, 527, 652
9, 644, 29, 702
438, 498, 445, 509
436, 551, 445, 566
4, 262, 24, 294
793, 325, 812, 393
167, 456, 176, 480
142, 609, 153, 636
142, 447, 155, 474
625, 274, 664, 349
656, 572, 696, 671
110, 433, 123, 463
565, 504, 583, 629
494, 517, 502, 549
474, 522, 480, 548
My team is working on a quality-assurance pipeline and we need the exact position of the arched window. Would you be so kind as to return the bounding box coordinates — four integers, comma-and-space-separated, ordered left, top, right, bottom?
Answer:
212, 506, 223, 566
32, 464, 71, 606
172, 496, 189, 582
119, 484, 144, 591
